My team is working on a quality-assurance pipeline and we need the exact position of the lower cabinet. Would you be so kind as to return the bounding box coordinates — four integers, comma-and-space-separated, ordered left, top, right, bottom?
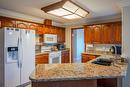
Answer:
36, 54, 49, 65
82, 54, 100, 63
62, 50, 70, 63
97, 78, 121, 87
36, 50, 70, 65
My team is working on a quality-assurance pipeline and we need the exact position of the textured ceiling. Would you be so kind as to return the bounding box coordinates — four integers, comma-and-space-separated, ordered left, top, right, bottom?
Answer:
0, 0, 130, 25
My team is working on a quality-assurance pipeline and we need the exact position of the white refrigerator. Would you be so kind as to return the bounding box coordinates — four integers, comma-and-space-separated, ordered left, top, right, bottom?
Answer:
0, 27, 35, 87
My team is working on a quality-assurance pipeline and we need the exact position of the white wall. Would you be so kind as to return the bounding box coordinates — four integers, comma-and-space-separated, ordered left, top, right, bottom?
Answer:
122, 5, 130, 87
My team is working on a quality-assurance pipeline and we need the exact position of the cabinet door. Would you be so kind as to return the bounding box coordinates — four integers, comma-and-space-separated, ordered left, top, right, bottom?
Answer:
28, 23, 38, 30
84, 26, 93, 44
82, 54, 89, 63
88, 55, 96, 60
61, 28, 65, 43
57, 28, 61, 43
1, 18, 16, 27
61, 53, 65, 63
36, 25, 43, 35
16, 21, 29, 29
64, 51, 70, 63
43, 25, 50, 34
62, 50, 70, 63
52, 26, 57, 34
36, 54, 48, 64
113, 22, 122, 44
102, 24, 113, 44
82, 54, 97, 63
92, 25, 102, 44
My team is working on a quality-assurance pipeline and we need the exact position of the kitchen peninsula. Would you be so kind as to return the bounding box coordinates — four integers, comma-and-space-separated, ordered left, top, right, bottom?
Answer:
30, 56, 128, 87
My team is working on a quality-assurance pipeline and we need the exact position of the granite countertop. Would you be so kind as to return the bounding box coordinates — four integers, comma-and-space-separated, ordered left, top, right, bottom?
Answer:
30, 56, 128, 82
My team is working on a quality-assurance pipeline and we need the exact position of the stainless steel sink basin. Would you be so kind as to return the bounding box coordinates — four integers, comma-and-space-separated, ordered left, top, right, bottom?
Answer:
92, 58, 113, 66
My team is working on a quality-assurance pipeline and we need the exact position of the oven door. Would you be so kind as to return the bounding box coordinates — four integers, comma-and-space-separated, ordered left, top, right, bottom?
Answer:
49, 52, 61, 64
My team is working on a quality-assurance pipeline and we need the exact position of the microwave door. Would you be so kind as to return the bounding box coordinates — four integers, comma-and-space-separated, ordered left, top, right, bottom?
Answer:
44, 34, 57, 43
53, 35, 57, 43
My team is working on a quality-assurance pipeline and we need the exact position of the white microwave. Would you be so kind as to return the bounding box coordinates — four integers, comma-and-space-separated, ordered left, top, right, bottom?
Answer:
44, 34, 57, 44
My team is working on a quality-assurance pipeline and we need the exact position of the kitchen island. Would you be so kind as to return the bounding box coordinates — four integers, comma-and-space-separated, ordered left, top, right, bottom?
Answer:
30, 57, 128, 87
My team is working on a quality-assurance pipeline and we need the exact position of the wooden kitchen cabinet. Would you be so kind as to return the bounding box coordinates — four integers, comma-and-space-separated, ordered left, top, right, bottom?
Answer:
92, 25, 102, 44
16, 21, 29, 29
84, 25, 102, 44
84, 26, 93, 44
84, 22, 122, 44
102, 23, 113, 44
82, 54, 100, 63
36, 25, 44, 35
60, 28, 65, 43
28, 23, 38, 30
44, 19, 52, 26
57, 27, 65, 43
97, 78, 119, 87
36, 54, 49, 65
113, 22, 122, 44
0, 16, 66, 43
62, 50, 70, 63
1, 18, 16, 27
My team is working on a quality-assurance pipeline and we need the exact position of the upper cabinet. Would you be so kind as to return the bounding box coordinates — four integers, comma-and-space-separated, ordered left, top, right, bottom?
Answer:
113, 22, 122, 44
102, 23, 113, 44
16, 21, 29, 29
84, 25, 102, 44
84, 22, 122, 44
1, 18, 16, 27
92, 25, 102, 44
0, 16, 66, 43
84, 26, 93, 44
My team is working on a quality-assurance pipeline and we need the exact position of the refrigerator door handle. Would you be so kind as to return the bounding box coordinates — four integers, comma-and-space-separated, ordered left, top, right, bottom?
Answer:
20, 32, 23, 68
17, 37, 21, 68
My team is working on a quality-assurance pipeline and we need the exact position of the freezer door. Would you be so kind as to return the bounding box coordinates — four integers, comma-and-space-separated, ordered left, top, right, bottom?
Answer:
4, 28, 21, 87
20, 29, 35, 84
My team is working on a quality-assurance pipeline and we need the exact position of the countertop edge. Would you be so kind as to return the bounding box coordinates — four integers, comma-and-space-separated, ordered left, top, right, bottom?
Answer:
30, 75, 125, 82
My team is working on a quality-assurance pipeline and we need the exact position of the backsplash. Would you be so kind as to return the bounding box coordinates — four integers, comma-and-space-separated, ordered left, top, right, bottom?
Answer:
86, 44, 121, 52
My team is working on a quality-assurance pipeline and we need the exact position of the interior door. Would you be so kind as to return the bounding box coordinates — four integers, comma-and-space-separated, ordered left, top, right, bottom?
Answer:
4, 27, 21, 87
20, 29, 35, 84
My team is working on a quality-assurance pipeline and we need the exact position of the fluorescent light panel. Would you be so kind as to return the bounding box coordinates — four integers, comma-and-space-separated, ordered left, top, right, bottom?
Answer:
63, 14, 81, 19
42, 0, 89, 19
63, 1, 78, 13
75, 8, 89, 17
47, 8, 72, 16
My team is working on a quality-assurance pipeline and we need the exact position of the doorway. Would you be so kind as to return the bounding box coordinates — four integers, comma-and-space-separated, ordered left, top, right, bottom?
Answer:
71, 28, 84, 63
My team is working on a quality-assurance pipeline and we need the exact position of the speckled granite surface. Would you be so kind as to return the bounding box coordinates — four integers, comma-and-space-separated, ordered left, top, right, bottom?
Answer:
30, 56, 128, 82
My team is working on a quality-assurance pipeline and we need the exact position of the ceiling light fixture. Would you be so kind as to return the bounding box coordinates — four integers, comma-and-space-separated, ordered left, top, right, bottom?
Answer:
41, 0, 89, 20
